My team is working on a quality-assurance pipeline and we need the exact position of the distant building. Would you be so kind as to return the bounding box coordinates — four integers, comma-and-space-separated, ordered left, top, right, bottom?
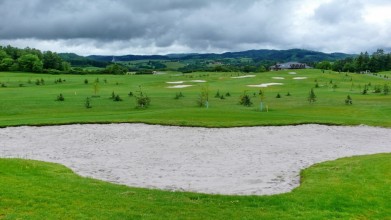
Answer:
270, 62, 311, 71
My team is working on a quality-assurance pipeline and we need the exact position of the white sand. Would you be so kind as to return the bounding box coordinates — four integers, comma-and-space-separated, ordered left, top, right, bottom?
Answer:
190, 80, 207, 83
1, 124, 390, 195
231, 75, 256, 79
288, 72, 297, 75
166, 81, 184, 84
248, 83, 284, 88
272, 77, 285, 80
167, 85, 193, 89
293, 77, 308, 80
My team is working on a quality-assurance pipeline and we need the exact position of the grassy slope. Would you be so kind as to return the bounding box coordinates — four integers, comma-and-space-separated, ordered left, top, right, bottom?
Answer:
0, 70, 390, 128
0, 154, 390, 219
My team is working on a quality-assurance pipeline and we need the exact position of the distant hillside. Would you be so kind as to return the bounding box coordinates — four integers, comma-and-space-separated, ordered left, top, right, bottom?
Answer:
59, 53, 108, 67
86, 49, 354, 63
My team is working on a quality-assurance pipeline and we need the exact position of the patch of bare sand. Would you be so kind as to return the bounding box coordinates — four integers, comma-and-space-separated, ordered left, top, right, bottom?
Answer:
1, 124, 390, 195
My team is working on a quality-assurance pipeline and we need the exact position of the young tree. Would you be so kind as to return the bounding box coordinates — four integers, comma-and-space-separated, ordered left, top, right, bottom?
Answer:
239, 92, 253, 106
135, 86, 151, 108
345, 95, 353, 105
308, 88, 316, 103
384, 84, 390, 95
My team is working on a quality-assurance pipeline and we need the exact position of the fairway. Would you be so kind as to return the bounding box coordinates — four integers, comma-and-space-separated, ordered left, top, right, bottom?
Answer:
1, 69, 390, 127
0, 154, 390, 219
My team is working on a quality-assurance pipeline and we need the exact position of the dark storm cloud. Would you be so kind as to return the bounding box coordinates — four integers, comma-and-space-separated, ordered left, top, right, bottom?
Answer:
1, 0, 391, 55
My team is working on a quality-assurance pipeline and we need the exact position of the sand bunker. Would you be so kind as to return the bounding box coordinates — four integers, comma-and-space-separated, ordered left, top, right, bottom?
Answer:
248, 83, 284, 88
293, 77, 308, 80
272, 77, 285, 80
166, 81, 184, 84
288, 72, 297, 75
167, 85, 193, 89
190, 80, 207, 83
1, 124, 390, 195
231, 75, 256, 79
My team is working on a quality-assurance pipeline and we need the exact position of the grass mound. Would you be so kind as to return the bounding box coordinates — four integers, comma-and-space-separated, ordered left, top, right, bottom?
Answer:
0, 154, 390, 219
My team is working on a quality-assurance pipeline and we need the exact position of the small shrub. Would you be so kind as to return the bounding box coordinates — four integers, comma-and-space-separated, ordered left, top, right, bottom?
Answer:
128, 91, 133, 97
85, 97, 92, 108
215, 90, 220, 98
111, 91, 116, 99
1, 83, 6, 88
315, 83, 319, 88
35, 79, 40, 85
308, 89, 316, 103
384, 84, 390, 95
286, 92, 291, 96
345, 95, 352, 105
56, 94, 65, 101
135, 87, 151, 108
374, 86, 382, 93
84, 79, 89, 84
113, 94, 122, 102
276, 93, 281, 98
225, 92, 231, 97
239, 92, 252, 107
220, 95, 225, 99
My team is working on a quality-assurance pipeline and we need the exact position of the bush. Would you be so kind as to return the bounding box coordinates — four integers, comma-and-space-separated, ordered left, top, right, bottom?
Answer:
215, 90, 220, 98
135, 87, 151, 108
276, 93, 281, 98
225, 92, 231, 97
174, 92, 184, 99
128, 91, 133, 97
308, 89, 316, 103
84, 79, 89, 84
345, 95, 353, 105
286, 92, 291, 96
56, 94, 65, 101
85, 97, 92, 108
113, 94, 122, 102
239, 92, 252, 106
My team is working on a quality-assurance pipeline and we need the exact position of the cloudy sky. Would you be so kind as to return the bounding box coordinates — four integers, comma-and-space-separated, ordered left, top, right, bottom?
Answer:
1, 0, 391, 55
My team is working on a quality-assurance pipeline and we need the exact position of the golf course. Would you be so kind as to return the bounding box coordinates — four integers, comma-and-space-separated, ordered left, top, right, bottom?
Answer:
0, 69, 390, 219
1, 69, 390, 127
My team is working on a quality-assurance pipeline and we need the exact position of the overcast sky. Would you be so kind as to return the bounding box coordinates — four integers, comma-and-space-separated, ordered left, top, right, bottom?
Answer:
1, 0, 391, 55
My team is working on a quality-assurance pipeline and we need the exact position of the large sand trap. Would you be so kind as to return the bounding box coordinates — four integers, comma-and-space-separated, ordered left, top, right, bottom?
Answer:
167, 85, 193, 89
231, 75, 256, 79
248, 83, 284, 88
0, 124, 390, 195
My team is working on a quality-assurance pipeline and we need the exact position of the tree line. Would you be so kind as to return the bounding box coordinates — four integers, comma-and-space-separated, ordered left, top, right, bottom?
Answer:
316, 49, 391, 73
0, 45, 127, 74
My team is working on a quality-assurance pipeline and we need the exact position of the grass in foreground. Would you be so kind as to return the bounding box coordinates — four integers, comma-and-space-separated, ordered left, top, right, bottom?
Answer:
0, 154, 390, 219
0, 70, 391, 127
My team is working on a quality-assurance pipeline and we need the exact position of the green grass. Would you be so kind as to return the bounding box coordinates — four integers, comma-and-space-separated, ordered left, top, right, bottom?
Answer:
0, 69, 390, 127
0, 154, 389, 219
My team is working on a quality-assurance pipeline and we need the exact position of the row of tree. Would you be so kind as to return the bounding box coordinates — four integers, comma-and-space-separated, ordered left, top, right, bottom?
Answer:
316, 49, 391, 73
0, 45, 71, 72
0, 45, 130, 74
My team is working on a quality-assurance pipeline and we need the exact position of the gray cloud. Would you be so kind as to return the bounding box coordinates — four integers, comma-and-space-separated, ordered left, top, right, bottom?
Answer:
1, 0, 391, 55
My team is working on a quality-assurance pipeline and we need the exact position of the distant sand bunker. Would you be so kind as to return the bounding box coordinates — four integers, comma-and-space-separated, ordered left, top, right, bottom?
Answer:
248, 83, 283, 88
293, 77, 308, 80
231, 75, 256, 79
166, 81, 184, 84
272, 77, 285, 80
167, 85, 193, 88
288, 72, 297, 75
190, 80, 207, 83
